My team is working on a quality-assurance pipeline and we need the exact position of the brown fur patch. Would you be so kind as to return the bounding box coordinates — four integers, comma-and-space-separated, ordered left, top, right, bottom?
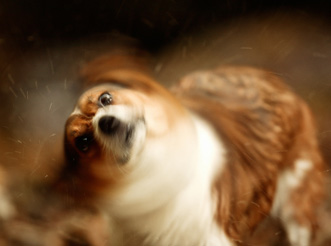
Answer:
172, 66, 326, 241
61, 114, 124, 204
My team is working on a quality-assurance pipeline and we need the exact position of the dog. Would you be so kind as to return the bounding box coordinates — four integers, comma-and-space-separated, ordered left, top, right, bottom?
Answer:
62, 53, 326, 246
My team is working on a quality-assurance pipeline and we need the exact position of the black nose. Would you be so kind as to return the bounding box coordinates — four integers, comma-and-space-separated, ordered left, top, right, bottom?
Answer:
98, 116, 121, 135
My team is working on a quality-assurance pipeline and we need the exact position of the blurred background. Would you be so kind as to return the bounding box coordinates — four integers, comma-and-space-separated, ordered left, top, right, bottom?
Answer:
0, 0, 330, 245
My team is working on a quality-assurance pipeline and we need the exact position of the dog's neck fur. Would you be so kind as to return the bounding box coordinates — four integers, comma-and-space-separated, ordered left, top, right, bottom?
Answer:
101, 111, 230, 246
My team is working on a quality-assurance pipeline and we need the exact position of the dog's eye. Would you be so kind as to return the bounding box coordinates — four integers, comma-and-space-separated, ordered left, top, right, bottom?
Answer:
99, 92, 112, 107
75, 135, 93, 153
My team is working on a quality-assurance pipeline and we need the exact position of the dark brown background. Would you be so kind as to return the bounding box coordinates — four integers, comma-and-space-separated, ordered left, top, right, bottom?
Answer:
0, 0, 330, 245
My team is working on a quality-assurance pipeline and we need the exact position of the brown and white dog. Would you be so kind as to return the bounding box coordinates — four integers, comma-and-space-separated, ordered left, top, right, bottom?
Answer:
62, 54, 325, 246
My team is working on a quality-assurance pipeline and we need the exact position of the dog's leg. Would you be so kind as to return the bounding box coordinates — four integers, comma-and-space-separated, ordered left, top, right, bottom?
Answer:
272, 157, 324, 246
272, 159, 310, 246
271, 99, 325, 246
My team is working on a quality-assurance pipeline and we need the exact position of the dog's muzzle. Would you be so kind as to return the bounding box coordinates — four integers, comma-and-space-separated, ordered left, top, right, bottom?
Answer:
98, 116, 121, 135
97, 116, 135, 146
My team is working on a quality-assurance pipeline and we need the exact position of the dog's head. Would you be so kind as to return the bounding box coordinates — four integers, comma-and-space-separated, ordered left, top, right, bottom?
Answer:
62, 54, 195, 203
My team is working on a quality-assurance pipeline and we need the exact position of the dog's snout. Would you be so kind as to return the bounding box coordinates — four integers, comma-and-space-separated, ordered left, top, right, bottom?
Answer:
98, 116, 121, 135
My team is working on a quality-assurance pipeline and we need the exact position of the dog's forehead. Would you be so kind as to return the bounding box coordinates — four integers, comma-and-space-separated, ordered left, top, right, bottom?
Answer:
77, 84, 151, 114
80, 84, 124, 98
75, 84, 121, 116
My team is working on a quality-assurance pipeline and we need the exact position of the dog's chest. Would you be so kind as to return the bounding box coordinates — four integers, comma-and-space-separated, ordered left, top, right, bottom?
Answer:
106, 115, 230, 246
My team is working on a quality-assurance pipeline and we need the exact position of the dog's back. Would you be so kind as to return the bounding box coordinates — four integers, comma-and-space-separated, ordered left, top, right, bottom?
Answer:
173, 66, 326, 245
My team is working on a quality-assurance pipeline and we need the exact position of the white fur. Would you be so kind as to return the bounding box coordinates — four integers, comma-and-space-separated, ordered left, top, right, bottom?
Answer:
285, 159, 313, 189
285, 222, 311, 246
96, 105, 139, 124
93, 104, 146, 163
272, 159, 313, 215
101, 112, 231, 246
271, 159, 313, 246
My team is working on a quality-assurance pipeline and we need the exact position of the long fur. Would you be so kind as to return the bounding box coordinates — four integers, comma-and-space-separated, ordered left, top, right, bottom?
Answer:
62, 53, 326, 246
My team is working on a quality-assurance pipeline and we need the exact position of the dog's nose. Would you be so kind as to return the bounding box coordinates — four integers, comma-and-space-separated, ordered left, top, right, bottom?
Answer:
98, 116, 121, 135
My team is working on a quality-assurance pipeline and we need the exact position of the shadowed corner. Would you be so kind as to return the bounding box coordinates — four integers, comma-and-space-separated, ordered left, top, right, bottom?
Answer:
0, 128, 111, 245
